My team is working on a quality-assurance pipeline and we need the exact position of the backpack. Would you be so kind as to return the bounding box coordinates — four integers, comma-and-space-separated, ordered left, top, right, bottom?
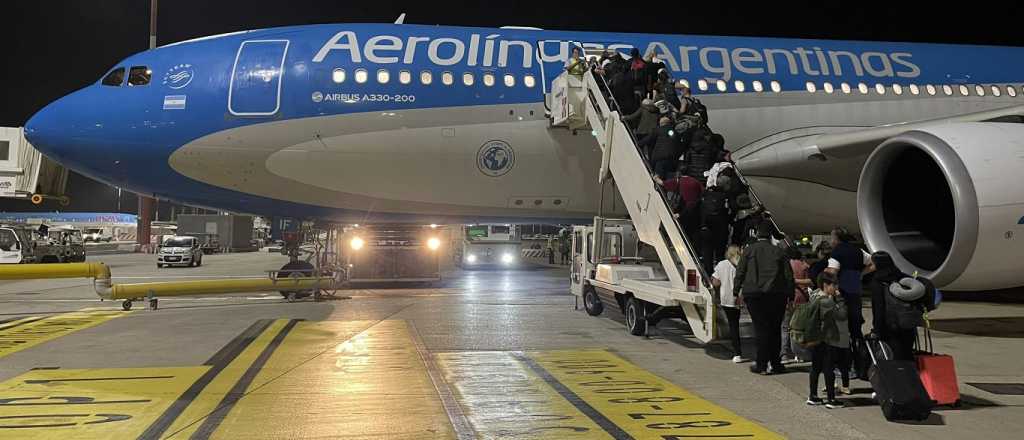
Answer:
884, 281, 925, 330
700, 190, 729, 218
790, 297, 823, 348
683, 97, 708, 124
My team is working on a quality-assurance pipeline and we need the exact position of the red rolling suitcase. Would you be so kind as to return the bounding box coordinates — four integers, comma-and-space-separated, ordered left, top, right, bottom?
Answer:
916, 327, 961, 407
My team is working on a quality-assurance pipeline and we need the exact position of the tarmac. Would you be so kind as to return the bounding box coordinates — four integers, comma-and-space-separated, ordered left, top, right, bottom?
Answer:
1, 251, 1022, 439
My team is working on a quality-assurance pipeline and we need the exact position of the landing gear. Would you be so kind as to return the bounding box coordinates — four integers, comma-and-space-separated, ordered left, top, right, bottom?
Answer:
625, 296, 647, 336
122, 300, 133, 311
278, 260, 314, 299
583, 288, 604, 316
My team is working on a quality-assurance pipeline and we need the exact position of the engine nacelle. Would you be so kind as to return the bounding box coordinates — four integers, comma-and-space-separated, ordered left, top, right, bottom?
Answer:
858, 123, 1024, 291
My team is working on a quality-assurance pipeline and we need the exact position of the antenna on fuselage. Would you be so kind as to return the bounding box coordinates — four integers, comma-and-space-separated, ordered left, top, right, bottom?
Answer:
394, 13, 406, 24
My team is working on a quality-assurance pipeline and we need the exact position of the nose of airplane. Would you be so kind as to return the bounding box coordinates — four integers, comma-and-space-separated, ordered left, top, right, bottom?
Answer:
24, 96, 71, 163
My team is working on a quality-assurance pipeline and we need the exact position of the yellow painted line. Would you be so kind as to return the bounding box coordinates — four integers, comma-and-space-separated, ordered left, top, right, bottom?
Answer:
0, 366, 209, 439
185, 320, 456, 439
0, 310, 128, 359
436, 351, 614, 439
529, 350, 785, 440
156, 319, 291, 439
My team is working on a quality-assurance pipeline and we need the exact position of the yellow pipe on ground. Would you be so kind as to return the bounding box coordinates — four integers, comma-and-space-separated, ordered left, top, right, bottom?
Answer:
0, 262, 334, 301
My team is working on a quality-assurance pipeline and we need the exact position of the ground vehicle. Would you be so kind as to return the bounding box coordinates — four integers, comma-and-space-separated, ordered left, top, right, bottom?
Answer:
83, 228, 112, 243
157, 236, 204, 268
342, 225, 442, 283
48, 225, 86, 262
0, 224, 70, 263
455, 224, 521, 267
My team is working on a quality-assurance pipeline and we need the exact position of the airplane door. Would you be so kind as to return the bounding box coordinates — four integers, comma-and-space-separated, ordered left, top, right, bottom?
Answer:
228, 40, 290, 116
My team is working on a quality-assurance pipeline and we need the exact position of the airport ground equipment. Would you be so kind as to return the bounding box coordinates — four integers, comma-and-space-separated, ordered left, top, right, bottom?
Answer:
341, 224, 443, 283
0, 262, 336, 311
48, 225, 86, 262
550, 69, 789, 343
454, 224, 522, 267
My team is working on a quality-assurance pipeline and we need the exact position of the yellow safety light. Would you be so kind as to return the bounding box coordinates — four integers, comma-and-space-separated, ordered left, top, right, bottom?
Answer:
350, 237, 365, 250
427, 237, 441, 251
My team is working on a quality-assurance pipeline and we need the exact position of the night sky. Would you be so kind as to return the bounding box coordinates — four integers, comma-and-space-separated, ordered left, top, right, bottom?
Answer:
3, 1, 1023, 212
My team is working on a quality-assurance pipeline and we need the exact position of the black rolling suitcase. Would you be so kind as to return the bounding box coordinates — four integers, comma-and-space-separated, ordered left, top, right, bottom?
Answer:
866, 338, 934, 421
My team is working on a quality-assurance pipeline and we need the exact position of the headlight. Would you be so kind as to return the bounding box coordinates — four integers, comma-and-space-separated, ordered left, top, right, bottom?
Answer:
350, 237, 364, 250
502, 253, 515, 264
466, 254, 477, 263
427, 237, 441, 251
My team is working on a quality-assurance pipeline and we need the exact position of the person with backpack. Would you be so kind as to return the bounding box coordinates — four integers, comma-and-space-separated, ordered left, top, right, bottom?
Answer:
628, 48, 647, 99
655, 170, 703, 240
829, 227, 875, 341
712, 245, 745, 363
869, 251, 923, 361
805, 272, 849, 409
683, 126, 720, 183
638, 117, 684, 179
699, 175, 733, 275
623, 98, 660, 141
734, 222, 794, 375
782, 246, 814, 365
654, 69, 681, 110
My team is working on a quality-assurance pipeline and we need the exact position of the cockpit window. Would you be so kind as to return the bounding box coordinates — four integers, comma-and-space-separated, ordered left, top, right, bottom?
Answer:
128, 66, 151, 86
101, 67, 125, 86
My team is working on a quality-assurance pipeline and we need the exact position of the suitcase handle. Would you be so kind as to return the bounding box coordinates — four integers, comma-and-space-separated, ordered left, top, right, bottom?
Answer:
915, 325, 934, 354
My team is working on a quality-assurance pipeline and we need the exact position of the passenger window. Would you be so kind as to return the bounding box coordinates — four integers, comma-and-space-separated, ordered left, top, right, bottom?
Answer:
974, 85, 985, 96
697, 79, 708, 91
523, 74, 536, 88
442, 71, 454, 86
942, 85, 953, 96
958, 85, 969, 96
398, 70, 411, 85
1008, 86, 1017, 97
752, 80, 764, 92
823, 82, 834, 94
805, 82, 817, 93
462, 72, 475, 86
770, 81, 781, 93
421, 70, 433, 85
875, 83, 886, 94
483, 73, 495, 87
892, 84, 903, 95
858, 83, 869, 94
101, 67, 125, 86
715, 79, 727, 92
840, 82, 851, 94
332, 68, 346, 83
127, 66, 151, 86
503, 74, 515, 87
354, 68, 368, 84
991, 85, 1001, 97
734, 80, 745, 92
909, 84, 920, 95
926, 85, 937, 95
678, 79, 690, 88
377, 69, 390, 84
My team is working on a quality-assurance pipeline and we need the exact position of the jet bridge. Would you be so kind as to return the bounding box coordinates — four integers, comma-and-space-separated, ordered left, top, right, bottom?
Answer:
0, 127, 68, 205
550, 69, 788, 343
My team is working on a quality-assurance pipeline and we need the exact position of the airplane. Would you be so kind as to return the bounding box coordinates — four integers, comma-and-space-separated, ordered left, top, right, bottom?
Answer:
22, 22, 1024, 291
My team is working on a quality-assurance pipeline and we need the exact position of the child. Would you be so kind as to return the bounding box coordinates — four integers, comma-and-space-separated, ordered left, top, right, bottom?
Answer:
712, 245, 744, 363
806, 272, 848, 409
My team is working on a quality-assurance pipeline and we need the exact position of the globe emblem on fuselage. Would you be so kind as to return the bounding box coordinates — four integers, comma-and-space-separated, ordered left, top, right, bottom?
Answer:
311, 91, 324, 103
162, 64, 194, 89
477, 141, 515, 177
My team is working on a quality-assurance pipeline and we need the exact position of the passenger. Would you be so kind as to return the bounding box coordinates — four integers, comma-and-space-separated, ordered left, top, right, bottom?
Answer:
806, 272, 848, 409
638, 117, 684, 179
699, 175, 733, 275
559, 236, 571, 265
829, 227, 875, 341
628, 48, 647, 99
683, 126, 718, 183
734, 222, 794, 375
547, 239, 555, 265
655, 69, 682, 110
807, 242, 833, 287
681, 87, 710, 125
565, 46, 587, 77
609, 66, 639, 115
644, 51, 665, 97
712, 245, 746, 363
782, 247, 814, 364
868, 251, 920, 361
656, 170, 703, 240
623, 98, 660, 141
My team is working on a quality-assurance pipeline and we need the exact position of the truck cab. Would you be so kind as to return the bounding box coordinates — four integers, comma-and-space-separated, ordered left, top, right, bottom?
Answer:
0, 226, 31, 264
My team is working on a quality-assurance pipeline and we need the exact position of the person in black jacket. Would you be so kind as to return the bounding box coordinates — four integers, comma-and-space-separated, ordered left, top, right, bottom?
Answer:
734, 223, 795, 375
868, 251, 917, 361
638, 117, 684, 179
683, 126, 721, 183
699, 175, 734, 275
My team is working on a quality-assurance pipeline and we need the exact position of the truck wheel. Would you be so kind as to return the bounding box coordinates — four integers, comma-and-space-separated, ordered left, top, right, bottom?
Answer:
279, 260, 314, 299
156, 264, 163, 268
625, 297, 647, 336
583, 288, 604, 316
